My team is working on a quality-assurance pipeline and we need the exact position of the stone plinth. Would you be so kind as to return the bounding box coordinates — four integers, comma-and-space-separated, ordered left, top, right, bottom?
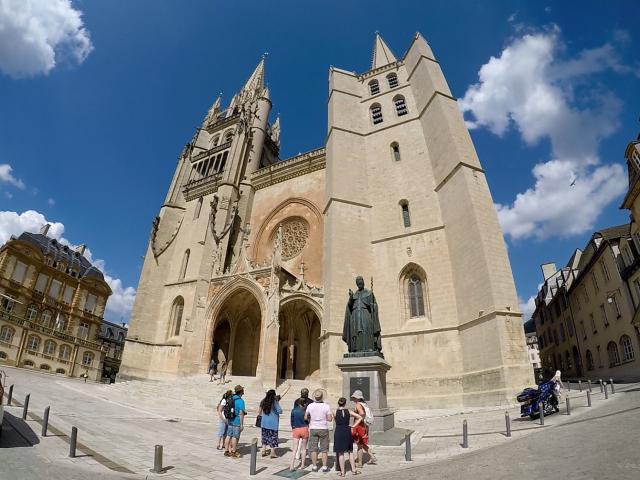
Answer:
336, 354, 394, 432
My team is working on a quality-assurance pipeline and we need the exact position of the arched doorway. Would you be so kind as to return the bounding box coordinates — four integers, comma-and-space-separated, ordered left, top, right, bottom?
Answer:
210, 289, 262, 377
277, 299, 321, 380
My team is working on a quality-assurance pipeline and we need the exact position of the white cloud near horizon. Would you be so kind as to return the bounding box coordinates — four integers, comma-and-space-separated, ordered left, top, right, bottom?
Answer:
0, 210, 136, 322
459, 27, 630, 241
0, 0, 93, 78
519, 295, 536, 322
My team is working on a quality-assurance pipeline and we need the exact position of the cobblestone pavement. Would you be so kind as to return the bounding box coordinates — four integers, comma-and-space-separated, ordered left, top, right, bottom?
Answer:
0, 366, 635, 480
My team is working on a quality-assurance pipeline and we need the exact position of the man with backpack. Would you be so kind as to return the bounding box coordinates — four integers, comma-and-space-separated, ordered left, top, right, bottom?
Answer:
224, 385, 246, 458
351, 390, 377, 468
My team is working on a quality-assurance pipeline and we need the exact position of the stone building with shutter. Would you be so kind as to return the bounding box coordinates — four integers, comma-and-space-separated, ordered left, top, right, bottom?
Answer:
119, 33, 532, 407
0, 225, 111, 381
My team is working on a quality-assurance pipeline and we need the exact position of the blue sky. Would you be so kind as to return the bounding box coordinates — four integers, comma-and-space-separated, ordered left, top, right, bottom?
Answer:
0, 0, 638, 323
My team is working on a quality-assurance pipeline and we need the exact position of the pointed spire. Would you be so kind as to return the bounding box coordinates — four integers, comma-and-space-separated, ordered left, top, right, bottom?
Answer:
242, 56, 265, 92
371, 32, 397, 69
203, 94, 222, 126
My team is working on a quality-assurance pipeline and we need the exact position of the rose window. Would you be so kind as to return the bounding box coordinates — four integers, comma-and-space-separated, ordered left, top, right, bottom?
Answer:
274, 218, 309, 260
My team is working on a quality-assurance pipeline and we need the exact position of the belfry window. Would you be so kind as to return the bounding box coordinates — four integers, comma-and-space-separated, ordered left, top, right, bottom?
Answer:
179, 249, 190, 280
169, 296, 184, 337
370, 103, 383, 125
210, 135, 220, 148
400, 200, 411, 227
391, 142, 401, 161
387, 73, 399, 89
224, 131, 234, 144
394, 95, 408, 116
369, 79, 380, 95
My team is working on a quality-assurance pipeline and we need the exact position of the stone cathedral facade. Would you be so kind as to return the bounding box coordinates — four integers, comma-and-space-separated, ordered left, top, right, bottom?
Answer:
119, 33, 532, 407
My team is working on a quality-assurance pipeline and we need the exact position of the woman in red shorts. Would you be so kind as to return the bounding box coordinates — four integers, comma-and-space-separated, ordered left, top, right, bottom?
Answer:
289, 398, 309, 471
351, 390, 377, 468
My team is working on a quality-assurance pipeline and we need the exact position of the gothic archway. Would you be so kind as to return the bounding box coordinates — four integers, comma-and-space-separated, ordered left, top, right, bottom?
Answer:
277, 298, 322, 380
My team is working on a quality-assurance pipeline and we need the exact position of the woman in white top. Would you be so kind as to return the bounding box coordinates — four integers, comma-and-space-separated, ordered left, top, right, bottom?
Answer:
216, 390, 233, 450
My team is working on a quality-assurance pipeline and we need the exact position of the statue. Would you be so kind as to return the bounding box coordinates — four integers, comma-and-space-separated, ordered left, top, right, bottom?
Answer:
342, 276, 382, 356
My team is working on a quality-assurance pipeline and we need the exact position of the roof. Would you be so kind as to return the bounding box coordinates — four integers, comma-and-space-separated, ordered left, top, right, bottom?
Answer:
594, 223, 630, 241
371, 33, 398, 69
15, 232, 105, 282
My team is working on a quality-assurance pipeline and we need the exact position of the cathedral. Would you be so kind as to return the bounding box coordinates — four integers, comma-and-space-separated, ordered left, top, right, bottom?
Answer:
119, 33, 532, 407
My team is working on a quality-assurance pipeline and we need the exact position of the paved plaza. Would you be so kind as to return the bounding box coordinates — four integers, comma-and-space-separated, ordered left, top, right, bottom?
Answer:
1, 367, 638, 479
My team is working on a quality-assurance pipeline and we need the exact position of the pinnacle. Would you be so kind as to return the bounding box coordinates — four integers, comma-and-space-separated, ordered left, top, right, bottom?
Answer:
371, 32, 397, 69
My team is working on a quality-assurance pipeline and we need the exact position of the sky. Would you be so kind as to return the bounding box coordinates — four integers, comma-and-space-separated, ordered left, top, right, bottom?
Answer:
0, 0, 638, 324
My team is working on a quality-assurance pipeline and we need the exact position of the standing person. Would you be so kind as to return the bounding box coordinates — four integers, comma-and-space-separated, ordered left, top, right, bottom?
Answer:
334, 397, 361, 476
258, 389, 283, 458
209, 358, 218, 382
304, 389, 333, 472
551, 370, 564, 412
216, 390, 233, 450
351, 390, 377, 468
289, 398, 309, 471
292, 387, 313, 464
217, 361, 227, 385
224, 385, 246, 459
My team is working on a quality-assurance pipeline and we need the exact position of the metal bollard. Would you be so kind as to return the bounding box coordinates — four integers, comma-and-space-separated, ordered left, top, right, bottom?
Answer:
150, 444, 164, 474
609, 378, 615, 394
604, 383, 609, 399
566, 397, 571, 415
599, 379, 603, 393
588, 379, 592, 392
250, 437, 258, 475
69, 427, 77, 458
7, 384, 13, 405
539, 403, 544, 426
42, 407, 50, 437
587, 390, 592, 407
462, 420, 468, 448
404, 432, 412, 461
505, 411, 511, 437
22, 394, 30, 420
579, 380, 582, 392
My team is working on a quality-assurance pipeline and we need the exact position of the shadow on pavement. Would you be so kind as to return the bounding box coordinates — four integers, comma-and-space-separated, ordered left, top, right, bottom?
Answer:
0, 411, 40, 448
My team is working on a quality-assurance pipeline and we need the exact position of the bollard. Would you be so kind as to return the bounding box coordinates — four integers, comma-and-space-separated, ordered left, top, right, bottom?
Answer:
22, 394, 30, 420
42, 406, 50, 437
588, 379, 592, 392
150, 444, 164, 474
567, 381, 571, 392
566, 397, 571, 415
599, 379, 603, 393
462, 420, 468, 448
404, 432, 412, 461
579, 380, 582, 392
505, 411, 511, 437
609, 378, 615, 394
587, 390, 592, 407
539, 403, 544, 426
250, 437, 258, 475
69, 427, 77, 458
604, 383, 609, 399
7, 384, 13, 405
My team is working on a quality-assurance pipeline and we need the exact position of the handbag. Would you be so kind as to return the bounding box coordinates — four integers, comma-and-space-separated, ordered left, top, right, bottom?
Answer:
255, 410, 262, 428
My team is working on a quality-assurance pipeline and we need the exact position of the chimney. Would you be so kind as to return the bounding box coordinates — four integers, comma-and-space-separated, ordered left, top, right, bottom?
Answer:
75, 244, 87, 256
40, 223, 51, 236
541, 262, 557, 280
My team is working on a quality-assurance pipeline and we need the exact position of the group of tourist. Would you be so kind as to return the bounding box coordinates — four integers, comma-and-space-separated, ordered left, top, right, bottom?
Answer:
214, 384, 377, 474
208, 358, 228, 385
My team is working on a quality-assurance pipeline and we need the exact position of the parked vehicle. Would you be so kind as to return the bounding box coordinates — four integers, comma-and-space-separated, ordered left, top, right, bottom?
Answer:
517, 380, 559, 419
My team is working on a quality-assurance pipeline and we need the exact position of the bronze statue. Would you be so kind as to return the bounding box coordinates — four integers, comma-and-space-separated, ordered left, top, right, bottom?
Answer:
342, 276, 382, 356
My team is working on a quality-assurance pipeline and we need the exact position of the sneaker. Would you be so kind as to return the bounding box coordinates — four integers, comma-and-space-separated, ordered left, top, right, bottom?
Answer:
321, 466, 330, 473
312, 466, 318, 472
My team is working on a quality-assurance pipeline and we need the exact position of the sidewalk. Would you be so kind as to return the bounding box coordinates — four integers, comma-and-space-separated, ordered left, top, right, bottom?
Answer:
1, 367, 632, 479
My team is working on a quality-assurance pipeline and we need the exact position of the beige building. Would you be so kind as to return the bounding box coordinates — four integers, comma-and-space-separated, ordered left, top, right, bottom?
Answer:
0, 225, 111, 381
119, 33, 532, 408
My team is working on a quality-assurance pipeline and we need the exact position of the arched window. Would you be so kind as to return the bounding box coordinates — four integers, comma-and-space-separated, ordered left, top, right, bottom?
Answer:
370, 103, 383, 125
41, 310, 52, 328
118, 332, 125, 342
620, 334, 635, 362
399, 200, 411, 227
399, 263, 429, 322
56, 368, 66, 375
40, 364, 50, 371
224, 130, 234, 144
106, 327, 114, 339
179, 249, 190, 280
43, 340, 56, 356
368, 79, 380, 95
169, 296, 184, 337
387, 73, 399, 88
391, 142, 401, 162
26, 335, 40, 352
59, 344, 71, 361
210, 135, 220, 147
607, 341, 620, 367
394, 95, 408, 116
194, 197, 203, 220
0, 326, 14, 343
26, 304, 38, 321
23, 359, 34, 367
0, 351, 7, 359
55, 314, 67, 332
82, 351, 94, 366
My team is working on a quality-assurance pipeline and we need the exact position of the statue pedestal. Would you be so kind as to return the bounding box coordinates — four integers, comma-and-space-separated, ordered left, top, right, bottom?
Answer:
336, 355, 394, 432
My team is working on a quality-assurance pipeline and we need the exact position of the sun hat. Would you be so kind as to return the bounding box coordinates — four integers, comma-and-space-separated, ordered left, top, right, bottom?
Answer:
351, 390, 365, 401
313, 388, 324, 401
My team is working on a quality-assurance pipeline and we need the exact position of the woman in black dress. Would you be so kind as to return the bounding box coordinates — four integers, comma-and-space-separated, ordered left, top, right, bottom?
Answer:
333, 397, 362, 476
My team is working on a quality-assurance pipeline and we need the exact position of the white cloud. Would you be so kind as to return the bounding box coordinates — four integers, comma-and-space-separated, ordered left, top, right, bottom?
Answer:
460, 28, 630, 240
0, 210, 136, 322
0, 0, 93, 78
0, 164, 25, 189
47, 198, 55, 207
519, 295, 536, 322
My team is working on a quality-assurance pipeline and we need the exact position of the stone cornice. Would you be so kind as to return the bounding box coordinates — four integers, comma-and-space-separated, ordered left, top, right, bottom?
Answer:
191, 141, 232, 163
358, 60, 404, 80
252, 147, 326, 190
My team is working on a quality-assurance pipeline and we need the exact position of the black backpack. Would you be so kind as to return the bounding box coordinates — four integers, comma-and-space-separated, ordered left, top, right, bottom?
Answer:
223, 395, 237, 420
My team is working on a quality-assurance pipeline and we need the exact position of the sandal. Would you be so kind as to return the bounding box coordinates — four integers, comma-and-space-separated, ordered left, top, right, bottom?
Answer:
352, 471, 361, 475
